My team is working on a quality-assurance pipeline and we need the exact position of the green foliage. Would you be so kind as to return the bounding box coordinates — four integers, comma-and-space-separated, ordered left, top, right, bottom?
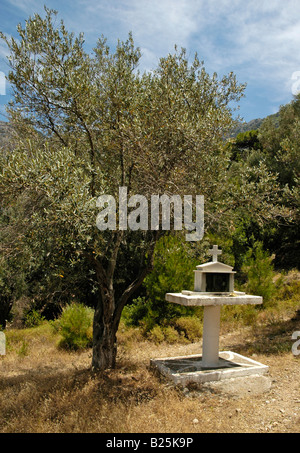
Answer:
172, 316, 203, 342
229, 129, 262, 162
145, 315, 203, 344
143, 235, 199, 325
57, 303, 94, 350
204, 233, 235, 267
24, 310, 45, 328
241, 242, 276, 306
121, 297, 149, 327
259, 96, 300, 187
17, 340, 29, 357
0, 8, 248, 342
257, 95, 300, 269
0, 199, 33, 328
121, 235, 201, 331
147, 325, 167, 344
221, 304, 258, 327
147, 325, 183, 344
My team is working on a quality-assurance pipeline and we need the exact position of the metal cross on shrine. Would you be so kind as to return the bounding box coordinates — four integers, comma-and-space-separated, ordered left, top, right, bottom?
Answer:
209, 245, 222, 262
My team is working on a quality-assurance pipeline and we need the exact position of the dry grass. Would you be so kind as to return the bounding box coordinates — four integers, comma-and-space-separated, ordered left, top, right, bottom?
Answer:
1, 271, 300, 433
0, 314, 300, 433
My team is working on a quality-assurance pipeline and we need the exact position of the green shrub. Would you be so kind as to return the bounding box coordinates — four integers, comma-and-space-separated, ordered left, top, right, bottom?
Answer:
121, 297, 149, 327
146, 315, 204, 344
163, 326, 182, 344
141, 235, 200, 327
241, 242, 276, 306
57, 303, 94, 350
173, 316, 203, 342
24, 309, 45, 328
276, 275, 300, 301
147, 324, 183, 344
221, 304, 258, 326
147, 325, 165, 344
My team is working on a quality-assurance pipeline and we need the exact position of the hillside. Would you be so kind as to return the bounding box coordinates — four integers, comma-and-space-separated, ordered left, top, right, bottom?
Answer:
231, 111, 280, 136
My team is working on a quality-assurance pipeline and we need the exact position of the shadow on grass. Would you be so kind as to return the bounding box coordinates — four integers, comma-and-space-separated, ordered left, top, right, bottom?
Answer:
0, 356, 159, 408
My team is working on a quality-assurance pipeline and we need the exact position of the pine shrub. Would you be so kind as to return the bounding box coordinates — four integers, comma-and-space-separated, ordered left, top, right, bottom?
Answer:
242, 242, 276, 306
57, 303, 94, 350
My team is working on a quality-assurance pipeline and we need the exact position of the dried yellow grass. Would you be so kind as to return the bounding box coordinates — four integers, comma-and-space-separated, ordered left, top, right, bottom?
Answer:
0, 316, 299, 433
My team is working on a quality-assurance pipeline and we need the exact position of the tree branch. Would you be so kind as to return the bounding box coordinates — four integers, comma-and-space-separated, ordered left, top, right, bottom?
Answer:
113, 231, 159, 328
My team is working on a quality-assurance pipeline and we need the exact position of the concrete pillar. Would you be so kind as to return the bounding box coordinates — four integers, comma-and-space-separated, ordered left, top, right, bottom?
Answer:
202, 305, 221, 368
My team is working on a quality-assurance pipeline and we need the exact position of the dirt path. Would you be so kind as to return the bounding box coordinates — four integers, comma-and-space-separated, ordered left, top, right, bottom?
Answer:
177, 353, 300, 433
136, 326, 300, 433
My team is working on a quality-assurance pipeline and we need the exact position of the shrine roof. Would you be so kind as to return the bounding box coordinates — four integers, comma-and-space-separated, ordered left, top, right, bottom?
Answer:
195, 261, 235, 273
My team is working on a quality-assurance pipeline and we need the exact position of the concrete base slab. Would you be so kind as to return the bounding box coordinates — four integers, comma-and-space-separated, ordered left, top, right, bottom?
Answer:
201, 374, 272, 398
150, 351, 269, 386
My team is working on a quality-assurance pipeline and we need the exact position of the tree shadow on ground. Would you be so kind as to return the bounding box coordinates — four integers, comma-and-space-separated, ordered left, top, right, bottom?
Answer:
0, 356, 159, 407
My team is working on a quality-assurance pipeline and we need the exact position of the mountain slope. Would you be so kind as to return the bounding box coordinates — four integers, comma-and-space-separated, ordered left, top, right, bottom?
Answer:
231, 111, 280, 136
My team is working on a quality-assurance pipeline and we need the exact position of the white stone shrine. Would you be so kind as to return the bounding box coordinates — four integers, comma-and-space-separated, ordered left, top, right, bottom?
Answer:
151, 245, 269, 385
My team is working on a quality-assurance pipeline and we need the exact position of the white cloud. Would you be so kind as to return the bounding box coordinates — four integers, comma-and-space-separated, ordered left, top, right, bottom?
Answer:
6, 0, 42, 14
214, 1, 300, 71
70, 0, 203, 70
5, 0, 300, 82
181, 0, 300, 108
1, 0, 300, 118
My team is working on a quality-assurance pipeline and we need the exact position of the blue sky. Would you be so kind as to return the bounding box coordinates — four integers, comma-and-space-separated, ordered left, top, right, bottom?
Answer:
1, 0, 300, 122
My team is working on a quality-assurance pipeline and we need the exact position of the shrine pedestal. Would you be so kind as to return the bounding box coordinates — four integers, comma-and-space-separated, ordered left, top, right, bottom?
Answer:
151, 292, 269, 385
150, 246, 269, 386
202, 305, 221, 368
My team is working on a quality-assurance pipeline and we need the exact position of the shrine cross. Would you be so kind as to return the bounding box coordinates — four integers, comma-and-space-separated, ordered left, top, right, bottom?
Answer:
209, 245, 222, 262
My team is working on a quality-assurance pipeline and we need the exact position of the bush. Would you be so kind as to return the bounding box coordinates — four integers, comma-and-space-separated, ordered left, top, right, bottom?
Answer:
241, 242, 276, 306
173, 316, 203, 342
147, 325, 182, 344
147, 325, 165, 344
121, 297, 149, 327
146, 315, 204, 344
57, 303, 94, 350
163, 326, 182, 344
141, 235, 200, 327
24, 309, 45, 328
276, 271, 300, 301
221, 304, 258, 327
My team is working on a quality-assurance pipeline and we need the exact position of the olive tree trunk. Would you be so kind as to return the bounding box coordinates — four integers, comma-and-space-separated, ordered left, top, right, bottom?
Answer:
92, 285, 118, 370
91, 233, 157, 371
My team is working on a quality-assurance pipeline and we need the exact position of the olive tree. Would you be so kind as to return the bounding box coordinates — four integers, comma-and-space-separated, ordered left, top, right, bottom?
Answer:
0, 8, 273, 370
